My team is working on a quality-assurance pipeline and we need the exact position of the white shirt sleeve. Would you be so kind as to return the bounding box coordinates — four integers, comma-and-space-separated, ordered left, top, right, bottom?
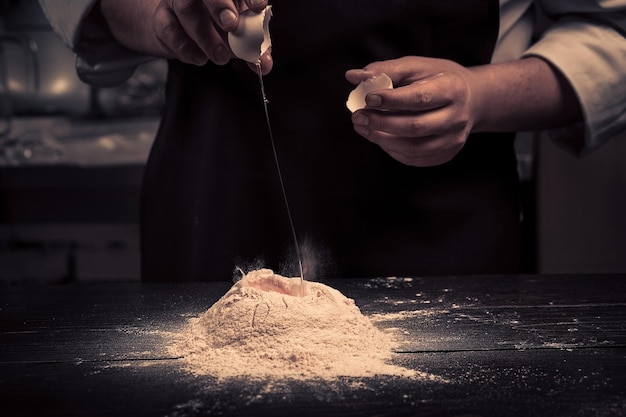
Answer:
38, 0, 95, 48
38, 0, 153, 87
522, 1, 626, 154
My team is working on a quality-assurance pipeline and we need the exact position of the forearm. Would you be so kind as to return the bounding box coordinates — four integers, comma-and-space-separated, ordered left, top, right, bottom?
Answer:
470, 56, 582, 133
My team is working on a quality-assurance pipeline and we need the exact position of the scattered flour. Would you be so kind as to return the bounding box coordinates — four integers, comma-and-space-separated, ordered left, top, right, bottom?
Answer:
168, 269, 424, 381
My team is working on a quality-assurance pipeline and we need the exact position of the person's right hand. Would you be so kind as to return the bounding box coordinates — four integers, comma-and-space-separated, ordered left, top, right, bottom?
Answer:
151, 0, 272, 73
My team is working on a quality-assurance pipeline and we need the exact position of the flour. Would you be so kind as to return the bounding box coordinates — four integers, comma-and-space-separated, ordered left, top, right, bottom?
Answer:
168, 269, 423, 381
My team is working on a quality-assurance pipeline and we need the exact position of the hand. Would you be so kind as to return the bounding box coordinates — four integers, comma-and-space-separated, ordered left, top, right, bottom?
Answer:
152, 0, 272, 72
345, 56, 479, 167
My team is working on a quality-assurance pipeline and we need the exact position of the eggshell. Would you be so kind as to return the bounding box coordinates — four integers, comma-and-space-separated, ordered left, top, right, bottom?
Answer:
346, 73, 393, 113
227, 6, 273, 64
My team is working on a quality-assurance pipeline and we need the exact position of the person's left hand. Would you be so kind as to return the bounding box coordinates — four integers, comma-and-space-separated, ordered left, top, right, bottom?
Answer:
345, 56, 480, 167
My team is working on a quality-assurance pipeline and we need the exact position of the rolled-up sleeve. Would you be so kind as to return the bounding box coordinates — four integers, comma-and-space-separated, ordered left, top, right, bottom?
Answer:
38, 0, 153, 87
524, 1, 626, 154
38, 0, 95, 48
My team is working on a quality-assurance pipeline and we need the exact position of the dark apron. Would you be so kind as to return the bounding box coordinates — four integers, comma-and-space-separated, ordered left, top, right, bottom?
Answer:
141, 0, 520, 282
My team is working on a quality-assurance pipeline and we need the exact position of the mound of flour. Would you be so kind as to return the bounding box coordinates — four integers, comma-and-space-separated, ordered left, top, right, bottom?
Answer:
169, 269, 416, 380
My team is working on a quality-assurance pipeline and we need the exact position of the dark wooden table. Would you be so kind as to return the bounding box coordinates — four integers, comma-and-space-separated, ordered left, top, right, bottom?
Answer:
1, 275, 625, 417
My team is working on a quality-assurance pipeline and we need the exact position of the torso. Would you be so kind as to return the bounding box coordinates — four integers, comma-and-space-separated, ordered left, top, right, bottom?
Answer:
141, 0, 520, 281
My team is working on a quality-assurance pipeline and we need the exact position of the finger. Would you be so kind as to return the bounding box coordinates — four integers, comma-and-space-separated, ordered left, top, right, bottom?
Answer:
354, 106, 465, 139
365, 74, 448, 111
202, 0, 240, 31
363, 57, 442, 85
246, 48, 273, 74
354, 122, 441, 153
167, 0, 234, 65
353, 127, 459, 167
346, 56, 440, 85
244, 0, 268, 13
345, 69, 379, 85
153, 5, 209, 65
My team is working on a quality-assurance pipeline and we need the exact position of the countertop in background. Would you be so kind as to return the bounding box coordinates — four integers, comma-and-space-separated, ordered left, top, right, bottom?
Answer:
0, 116, 158, 167
0, 116, 158, 284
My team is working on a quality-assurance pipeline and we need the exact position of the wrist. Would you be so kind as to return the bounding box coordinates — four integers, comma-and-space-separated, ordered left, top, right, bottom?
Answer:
468, 57, 582, 134
467, 64, 494, 133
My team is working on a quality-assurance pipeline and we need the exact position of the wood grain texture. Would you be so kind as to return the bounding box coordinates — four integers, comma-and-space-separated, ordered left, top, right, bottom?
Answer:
1, 275, 625, 416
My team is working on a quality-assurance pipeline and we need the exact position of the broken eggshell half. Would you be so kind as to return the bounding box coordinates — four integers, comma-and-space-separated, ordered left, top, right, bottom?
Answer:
346, 73, 394, 113
227, 6, 273, 64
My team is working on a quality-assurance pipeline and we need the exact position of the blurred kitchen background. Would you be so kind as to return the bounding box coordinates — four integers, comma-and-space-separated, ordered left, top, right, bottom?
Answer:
1, 1, 625, 284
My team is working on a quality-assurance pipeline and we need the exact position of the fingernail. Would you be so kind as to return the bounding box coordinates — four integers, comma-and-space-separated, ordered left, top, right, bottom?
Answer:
249, 0, 265, 6
191, 50, 207, 65
219, 9, 237, 27
353, 113, 369, 126
366, 95, 382, 107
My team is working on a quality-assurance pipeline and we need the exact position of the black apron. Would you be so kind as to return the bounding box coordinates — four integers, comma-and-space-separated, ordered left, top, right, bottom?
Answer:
141, 0, 521, 282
